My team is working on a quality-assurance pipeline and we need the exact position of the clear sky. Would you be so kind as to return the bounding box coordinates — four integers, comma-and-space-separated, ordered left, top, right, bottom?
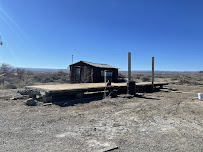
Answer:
0, 0, 203, 71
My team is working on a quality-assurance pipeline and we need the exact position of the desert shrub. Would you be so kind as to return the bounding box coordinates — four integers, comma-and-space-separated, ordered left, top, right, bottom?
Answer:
135, 74, 144, 79
16, 68, 26, 79
140, 75, 151, 82
32, 73, 52, 83
40, 75, 54, 83
118, 72, 126, 78
4, 84, 17, 89
0, 63, 71, 89
0, 63, 12, 74
155, 75, 164, 78
176, 75, 201, 85
2, 81, 18, 89
118, 72, 127, 82
26, 70, 34, 76
60, 75, 70, 83
170, 75, 181, 81
0, 77, 5, 84
193, 74, 203, 81
32, 72, 70, 84
178, 78, 190, 85
177, 79, 200, 85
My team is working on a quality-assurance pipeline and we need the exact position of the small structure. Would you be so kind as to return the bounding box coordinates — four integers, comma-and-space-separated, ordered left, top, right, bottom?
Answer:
69, 61, 118, 83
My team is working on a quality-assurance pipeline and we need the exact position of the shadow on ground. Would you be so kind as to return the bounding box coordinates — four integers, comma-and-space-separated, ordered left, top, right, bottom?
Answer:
51, 93, 106, 107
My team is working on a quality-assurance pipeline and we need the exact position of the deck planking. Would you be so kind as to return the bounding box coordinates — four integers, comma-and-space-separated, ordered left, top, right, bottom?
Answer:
26, 82, 169, 93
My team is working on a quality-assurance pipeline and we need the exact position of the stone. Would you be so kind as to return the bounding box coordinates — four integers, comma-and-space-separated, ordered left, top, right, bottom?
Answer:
25, 98, 37, 106
10, 97, 18, 100
43, 103, 52, 106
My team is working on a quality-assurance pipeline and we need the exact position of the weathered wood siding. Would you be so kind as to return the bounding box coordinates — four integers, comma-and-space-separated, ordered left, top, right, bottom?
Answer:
80, 65, 93, 83
70, 61, 118, 83
93, 68, 118, 83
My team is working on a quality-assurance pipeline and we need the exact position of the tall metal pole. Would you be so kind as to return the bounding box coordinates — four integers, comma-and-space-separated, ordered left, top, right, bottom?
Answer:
128, 52, 131, 82
72, 55, 73, 64
152, 57, 154, 90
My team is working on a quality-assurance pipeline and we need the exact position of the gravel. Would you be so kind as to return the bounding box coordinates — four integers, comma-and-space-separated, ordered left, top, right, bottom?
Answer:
0, 85, 203, 152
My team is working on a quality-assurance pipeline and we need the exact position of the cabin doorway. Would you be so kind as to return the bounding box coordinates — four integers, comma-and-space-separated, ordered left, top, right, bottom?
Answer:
74, 66, 80, 83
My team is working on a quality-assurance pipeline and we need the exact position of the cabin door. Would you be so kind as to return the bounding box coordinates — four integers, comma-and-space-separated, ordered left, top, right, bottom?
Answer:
74, 67, 80, 83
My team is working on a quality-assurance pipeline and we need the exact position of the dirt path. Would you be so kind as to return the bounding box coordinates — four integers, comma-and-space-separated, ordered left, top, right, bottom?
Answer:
0, 85, 203, 151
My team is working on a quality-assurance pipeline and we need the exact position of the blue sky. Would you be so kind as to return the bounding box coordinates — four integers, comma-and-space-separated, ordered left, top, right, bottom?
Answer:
0, 0, 203, 71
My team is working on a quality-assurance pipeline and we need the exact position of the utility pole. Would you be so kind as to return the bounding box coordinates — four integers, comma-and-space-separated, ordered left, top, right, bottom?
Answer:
72, 55, 73, 64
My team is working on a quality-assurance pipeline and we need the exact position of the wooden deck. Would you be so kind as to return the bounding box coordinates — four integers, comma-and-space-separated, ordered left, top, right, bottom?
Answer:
26, 82, 168, 93
25, 82, 169, 102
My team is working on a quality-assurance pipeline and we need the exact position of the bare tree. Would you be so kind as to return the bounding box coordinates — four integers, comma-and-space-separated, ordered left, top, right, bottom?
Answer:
16, 68, 26, 79
57, 70, 66, 77
26, 70, 34, 76
0, 63, 12, 76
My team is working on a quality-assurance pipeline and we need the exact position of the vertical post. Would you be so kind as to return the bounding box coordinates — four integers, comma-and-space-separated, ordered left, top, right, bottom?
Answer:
72, 55, 73, 64
127, 52, 136, 95
152, 57, 154, 91
0, 35, 2, 45
128, 52, 131, 82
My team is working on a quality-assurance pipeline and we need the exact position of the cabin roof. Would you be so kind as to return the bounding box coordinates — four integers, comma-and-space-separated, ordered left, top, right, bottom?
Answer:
70, 61, 119, 69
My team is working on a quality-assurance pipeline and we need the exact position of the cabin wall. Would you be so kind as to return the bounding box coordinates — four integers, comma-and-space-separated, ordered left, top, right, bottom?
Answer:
93, 67, 103, 82
80, 65, 93, 83
70, 61, 118, 83
70, 65, 74, 83
93, 68, 118, 83
70, 62, 93, 83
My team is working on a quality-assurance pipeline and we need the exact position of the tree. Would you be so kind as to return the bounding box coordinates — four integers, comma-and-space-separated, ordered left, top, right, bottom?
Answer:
26, 70, 34, 76
57, 70, 66, 77
0, 63, 12, 75
16, 68, 26, 79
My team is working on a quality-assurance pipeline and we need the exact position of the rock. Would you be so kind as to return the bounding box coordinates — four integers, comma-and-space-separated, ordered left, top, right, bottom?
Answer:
23, 95, 30, 99
18, 90, 40, 98
117, 94, 134, 99
171, 88, 178, 91
160, 88, 170, 92
10, 95, 30, 100
25, 98, 37, 106
43, 103, 52, 106
99, 142, 118, 152
10, 97, 18, 100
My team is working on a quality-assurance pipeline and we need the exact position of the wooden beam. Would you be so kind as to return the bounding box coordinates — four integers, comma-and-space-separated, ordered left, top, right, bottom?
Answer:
128, 52, 131, 81
152, 57, 154, 90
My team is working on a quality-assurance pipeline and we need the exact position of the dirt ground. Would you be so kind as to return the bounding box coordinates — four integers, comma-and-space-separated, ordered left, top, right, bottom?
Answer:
0, 84, 203, 152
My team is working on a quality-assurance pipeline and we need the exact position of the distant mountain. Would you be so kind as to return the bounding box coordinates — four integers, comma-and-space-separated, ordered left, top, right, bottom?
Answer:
119, 70, 197, 75
22, 68, 69, 73
14, 67, 198, 74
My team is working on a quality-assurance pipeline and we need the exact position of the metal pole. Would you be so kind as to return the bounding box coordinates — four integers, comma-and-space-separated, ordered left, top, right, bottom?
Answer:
72, 55, 73, 64
152, 57, 154, 90
128, 52, 131, 82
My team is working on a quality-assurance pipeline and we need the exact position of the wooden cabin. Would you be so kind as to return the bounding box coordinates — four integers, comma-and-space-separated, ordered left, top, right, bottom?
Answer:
69, 61, 118, 83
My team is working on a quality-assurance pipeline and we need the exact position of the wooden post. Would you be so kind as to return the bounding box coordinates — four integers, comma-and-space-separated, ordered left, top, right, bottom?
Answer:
128, 52, 131, 82
152, 57, 154, 90
0, 35, 2, 45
